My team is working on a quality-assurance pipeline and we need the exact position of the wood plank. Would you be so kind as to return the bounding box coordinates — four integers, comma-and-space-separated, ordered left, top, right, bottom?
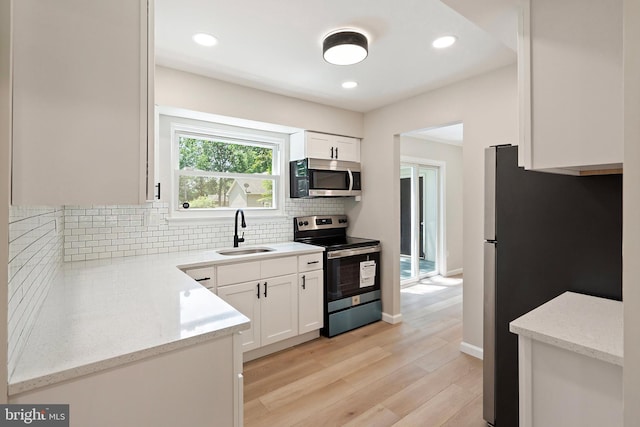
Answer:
390, 383, 476, 427
381, 354, 477, 418
258, 346, 391, 410
246, 379, 356, 427
441, 395, 487, 427
292, 363, 429, 427
244, 359, 324, 402
343, 404, 401, 427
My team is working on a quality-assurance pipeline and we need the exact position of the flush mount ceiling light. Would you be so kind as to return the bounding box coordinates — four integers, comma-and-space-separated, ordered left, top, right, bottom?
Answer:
192, 33, 218, 47
341, 81, 358, 89
432, 35, 457, 49
323, 30, 368, 65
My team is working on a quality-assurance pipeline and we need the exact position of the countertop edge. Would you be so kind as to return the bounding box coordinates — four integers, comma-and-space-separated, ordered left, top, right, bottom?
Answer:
509, 292, 623, 367
9, 320, 250, 396
509, 323, 623, 367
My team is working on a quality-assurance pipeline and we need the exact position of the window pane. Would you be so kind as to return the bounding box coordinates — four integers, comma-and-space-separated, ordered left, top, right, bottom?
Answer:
178, 175, 275, 209
179, 136, 273, 174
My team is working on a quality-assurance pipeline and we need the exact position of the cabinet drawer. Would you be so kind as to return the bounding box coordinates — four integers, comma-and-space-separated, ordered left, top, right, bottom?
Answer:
261, 256, 297, 278
217, 261, 261, 286
298, 253, 323, 272
183, 266, 215, 290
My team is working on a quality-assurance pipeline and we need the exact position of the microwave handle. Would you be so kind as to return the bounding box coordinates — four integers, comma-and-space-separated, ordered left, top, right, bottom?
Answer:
347, 169, 354, 193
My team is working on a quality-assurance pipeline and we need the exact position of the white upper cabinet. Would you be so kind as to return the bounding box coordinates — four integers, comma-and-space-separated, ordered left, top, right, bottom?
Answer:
290, 131, 360, 163
11, 0, 155, 205
519, 0, 623, 175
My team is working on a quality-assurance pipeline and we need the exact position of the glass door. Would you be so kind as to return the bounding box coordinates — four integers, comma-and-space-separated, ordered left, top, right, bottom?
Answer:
400, 163, 439, 285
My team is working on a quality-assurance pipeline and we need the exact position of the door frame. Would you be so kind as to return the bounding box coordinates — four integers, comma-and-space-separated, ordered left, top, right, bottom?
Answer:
400, 156, 446, 286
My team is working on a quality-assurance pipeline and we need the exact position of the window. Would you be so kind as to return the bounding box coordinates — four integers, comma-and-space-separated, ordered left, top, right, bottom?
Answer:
169, 121, 286, 218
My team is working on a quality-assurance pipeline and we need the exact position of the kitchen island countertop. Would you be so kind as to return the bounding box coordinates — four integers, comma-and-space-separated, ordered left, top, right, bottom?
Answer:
509, 291, 623, 366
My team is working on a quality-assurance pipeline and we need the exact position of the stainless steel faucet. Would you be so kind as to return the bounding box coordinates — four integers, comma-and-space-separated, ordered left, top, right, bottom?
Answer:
233, 209, 246, 247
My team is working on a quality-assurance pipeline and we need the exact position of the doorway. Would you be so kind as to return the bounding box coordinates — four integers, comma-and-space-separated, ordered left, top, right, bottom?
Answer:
400, 162, 440, 284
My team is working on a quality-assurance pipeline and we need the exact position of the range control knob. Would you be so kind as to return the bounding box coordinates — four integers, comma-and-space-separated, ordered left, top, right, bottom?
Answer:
298, 221, 304, 226
304, 221, 309, 226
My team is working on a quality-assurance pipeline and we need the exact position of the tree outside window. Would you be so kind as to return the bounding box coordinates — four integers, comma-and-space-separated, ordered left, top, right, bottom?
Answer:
176, 135, 278, 210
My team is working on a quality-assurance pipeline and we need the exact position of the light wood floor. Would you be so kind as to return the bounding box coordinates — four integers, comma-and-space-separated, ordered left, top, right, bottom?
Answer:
243, 276, 485, 427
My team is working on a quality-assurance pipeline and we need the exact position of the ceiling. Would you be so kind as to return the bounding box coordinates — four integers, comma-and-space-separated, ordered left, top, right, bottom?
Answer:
155, 0, 517, 113
404, 123, 464, 146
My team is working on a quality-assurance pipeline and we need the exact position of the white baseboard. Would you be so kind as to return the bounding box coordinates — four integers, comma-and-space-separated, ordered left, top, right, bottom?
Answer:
382, 312, 403, 324
444, 268, 463, 277
460, 341, 483, 360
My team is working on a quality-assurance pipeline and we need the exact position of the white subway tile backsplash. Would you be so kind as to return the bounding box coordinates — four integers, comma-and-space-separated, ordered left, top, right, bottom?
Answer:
62, 199, 345, 261
8, 206, 64, 376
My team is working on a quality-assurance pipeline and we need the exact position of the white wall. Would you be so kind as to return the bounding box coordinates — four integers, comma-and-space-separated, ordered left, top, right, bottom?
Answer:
155, 66, 364, 138
623, 0, 640, 424
347, 65, 517, 349
400, 136, 463, 275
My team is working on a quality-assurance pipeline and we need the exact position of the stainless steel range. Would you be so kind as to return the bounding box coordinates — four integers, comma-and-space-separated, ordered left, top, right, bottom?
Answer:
293, 215, 381, 337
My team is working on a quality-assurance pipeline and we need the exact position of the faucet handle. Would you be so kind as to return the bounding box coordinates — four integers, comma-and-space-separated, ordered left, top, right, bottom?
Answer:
239, 232, 245, 243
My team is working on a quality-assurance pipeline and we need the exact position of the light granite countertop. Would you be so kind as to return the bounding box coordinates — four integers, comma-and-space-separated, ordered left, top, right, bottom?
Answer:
509, 291, 623, 366
9, 242, 324, 396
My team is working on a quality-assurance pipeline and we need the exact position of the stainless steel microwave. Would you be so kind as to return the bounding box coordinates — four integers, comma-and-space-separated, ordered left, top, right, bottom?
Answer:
289, 158, 361, 197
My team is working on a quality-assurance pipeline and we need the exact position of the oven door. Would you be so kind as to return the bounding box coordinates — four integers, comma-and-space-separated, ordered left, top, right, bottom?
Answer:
325, 245, 381, 302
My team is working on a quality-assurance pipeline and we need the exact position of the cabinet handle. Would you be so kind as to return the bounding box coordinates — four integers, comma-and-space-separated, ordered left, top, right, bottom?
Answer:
302, 275, 306, 290
195, 277, 211, 282
307, 260, 319, 265
335, 147, 338, 159
330, 146, 334, 158
256, 283, 260, 299
264, 281, 268, 298
155, 182, 161, 200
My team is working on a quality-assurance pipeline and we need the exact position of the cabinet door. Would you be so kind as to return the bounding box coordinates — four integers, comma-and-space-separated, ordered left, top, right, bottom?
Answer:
305, 132, 335, 160
217, 281, 262, 352
334, 135, 360, 162
260, 274, 298, 346
520, 0, 623, 173
11, 0, 153, 205
298, 270, 324, 334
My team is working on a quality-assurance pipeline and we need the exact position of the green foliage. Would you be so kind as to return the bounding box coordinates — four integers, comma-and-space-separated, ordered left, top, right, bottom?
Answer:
177, 136, 274, 208
186, 195, 218, 208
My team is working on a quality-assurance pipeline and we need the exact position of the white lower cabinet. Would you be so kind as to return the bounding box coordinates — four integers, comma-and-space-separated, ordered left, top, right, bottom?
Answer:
298, 270, 323, 334
217, 274, 298, 352
214, 252, 324, 354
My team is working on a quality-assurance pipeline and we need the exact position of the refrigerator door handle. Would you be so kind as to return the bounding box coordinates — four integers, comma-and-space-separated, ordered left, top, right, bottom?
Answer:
485, 147, 497, 241
483, 241, 497, 425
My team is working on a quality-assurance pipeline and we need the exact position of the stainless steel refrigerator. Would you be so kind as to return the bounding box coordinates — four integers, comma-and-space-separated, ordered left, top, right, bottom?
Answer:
483, 145, 622, 427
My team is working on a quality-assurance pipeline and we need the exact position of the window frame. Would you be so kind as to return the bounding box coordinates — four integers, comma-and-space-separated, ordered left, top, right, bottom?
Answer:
169, 122, 287, 220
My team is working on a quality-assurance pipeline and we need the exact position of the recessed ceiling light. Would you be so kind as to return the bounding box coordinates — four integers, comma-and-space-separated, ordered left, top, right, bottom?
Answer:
432, 35, 457, 49
192, 33, 218, 47
342, 81, 358, 89
323, 30, 368, 65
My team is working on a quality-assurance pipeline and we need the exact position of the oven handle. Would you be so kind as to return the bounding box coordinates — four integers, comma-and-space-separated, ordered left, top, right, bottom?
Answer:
327, 245, 381, 259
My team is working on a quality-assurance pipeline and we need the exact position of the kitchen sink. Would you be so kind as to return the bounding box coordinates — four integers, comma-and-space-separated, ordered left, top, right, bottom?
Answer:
217, 247, 275, 256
